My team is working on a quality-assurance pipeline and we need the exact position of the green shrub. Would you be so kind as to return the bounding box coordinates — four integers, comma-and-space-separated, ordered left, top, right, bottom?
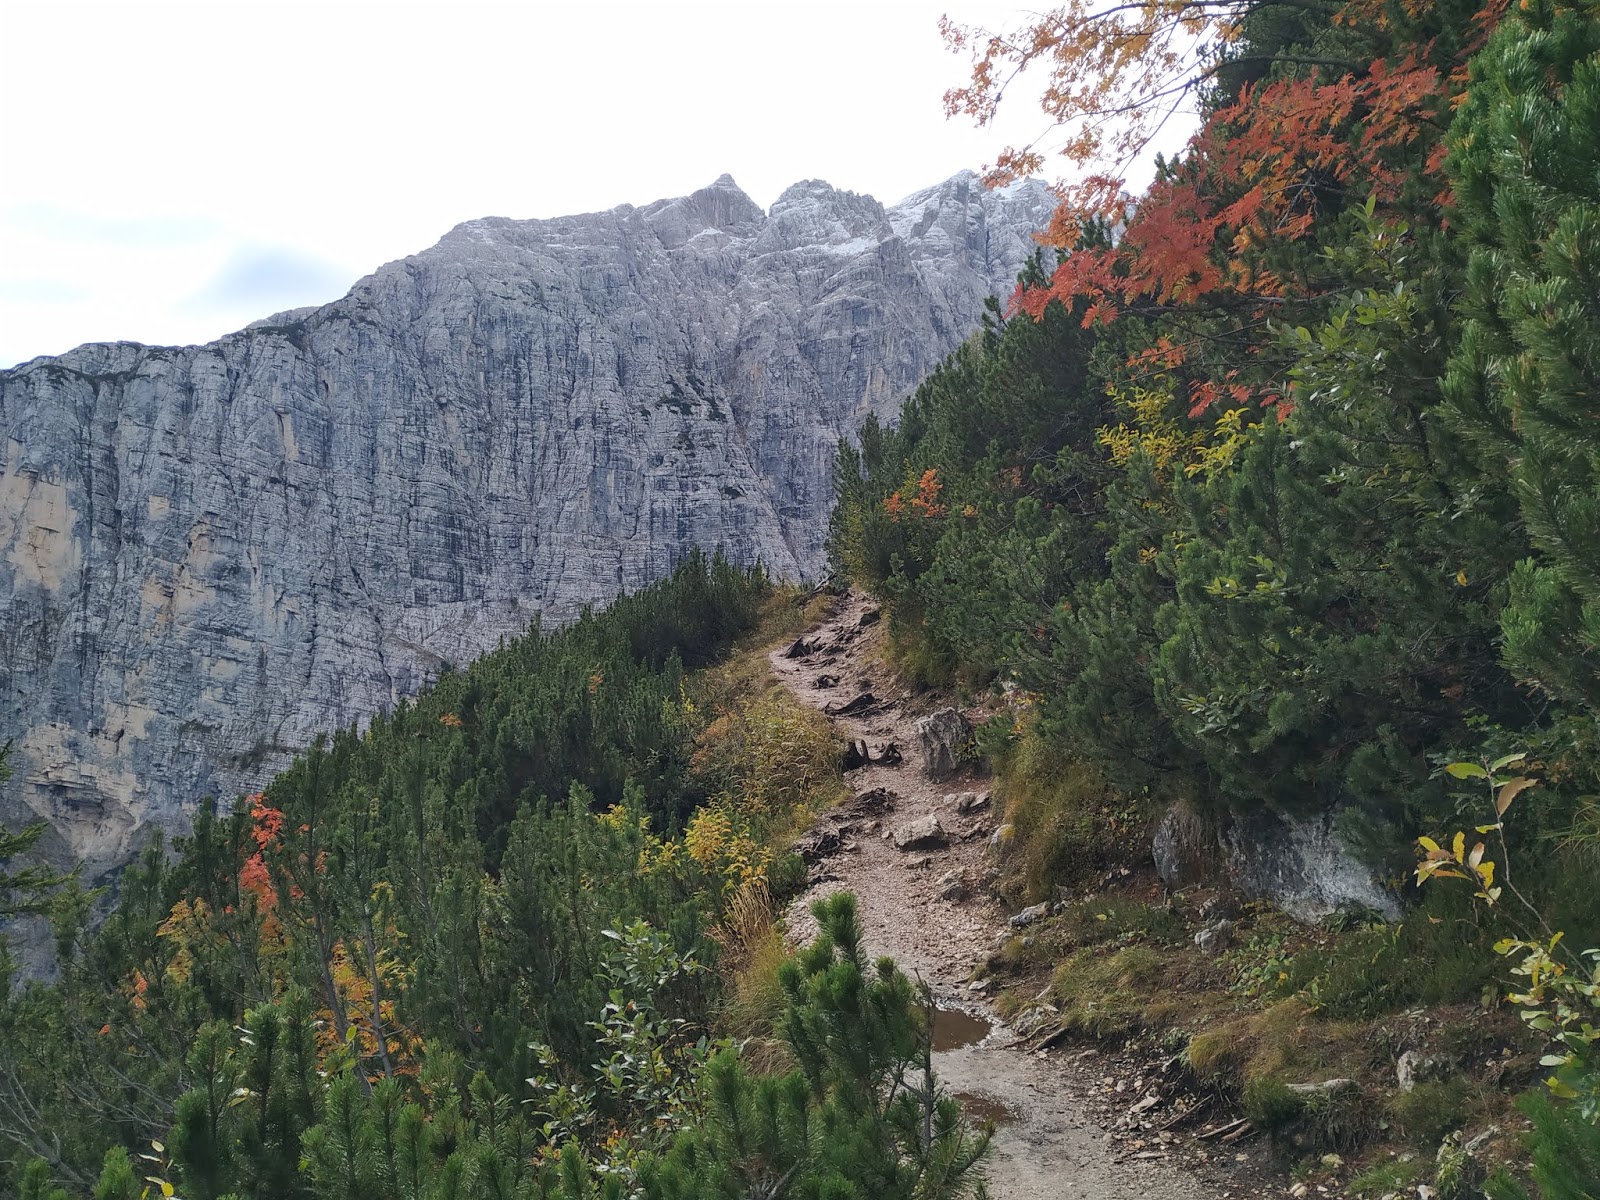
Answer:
1280, 888, 1499, 1019
1242, 1078, 1306, 1134
1483, 1090, 1600, 1200
1054, 896, 1185, 949
990, 727, 1147, 901
1388, 1080, 1469, 1146
1349, 1156, 1427, 1196
1048, 945, 1165, 1036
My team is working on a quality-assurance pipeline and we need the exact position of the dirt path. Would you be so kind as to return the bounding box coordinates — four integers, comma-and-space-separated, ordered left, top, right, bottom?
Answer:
772, 591, 1246, 1200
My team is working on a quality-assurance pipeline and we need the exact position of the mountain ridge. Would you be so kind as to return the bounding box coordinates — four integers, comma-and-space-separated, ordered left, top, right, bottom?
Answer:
0, 169, 1053, 886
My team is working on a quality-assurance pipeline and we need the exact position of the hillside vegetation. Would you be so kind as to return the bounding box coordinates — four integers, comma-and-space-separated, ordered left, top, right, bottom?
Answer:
3, 0, 1600, 1195
0, 558, 990, 1198
830, 0, 1600, 1191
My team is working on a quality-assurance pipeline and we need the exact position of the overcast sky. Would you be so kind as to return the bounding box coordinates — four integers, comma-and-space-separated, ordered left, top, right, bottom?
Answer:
0, 1, 1190, 369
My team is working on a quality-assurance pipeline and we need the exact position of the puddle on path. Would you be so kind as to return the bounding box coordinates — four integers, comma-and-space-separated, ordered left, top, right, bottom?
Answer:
931, 1005, 992, 1052
952, 1089, 1019, 1127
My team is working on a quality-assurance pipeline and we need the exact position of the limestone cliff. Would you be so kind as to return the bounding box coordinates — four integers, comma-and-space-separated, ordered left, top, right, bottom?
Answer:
0, 172, 1053, 882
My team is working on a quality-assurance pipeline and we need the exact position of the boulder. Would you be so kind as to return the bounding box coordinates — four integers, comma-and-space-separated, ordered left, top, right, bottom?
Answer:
915, 708, 971, 780
1153, 799, 1401, 924
892, 813, 948, 851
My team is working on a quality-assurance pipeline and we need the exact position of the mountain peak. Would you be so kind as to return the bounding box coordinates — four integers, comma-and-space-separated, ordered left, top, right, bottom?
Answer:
0, 170, 1054, 890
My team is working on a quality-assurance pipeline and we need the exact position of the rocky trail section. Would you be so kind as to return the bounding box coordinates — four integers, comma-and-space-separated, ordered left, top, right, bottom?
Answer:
775, 591, 1267, 1200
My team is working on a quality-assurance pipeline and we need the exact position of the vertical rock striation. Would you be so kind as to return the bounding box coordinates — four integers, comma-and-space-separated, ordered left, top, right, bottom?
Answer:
0, 171, 1053, 882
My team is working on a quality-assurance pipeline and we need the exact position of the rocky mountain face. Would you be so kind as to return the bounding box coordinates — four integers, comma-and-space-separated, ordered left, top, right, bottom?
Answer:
0, 171, 1054, 885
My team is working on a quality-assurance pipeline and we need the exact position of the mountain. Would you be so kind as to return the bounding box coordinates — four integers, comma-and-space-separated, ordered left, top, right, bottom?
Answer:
0, 171, 1053, 884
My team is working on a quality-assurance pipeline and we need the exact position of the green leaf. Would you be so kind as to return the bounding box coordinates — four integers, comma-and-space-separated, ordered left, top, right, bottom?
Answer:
1445, 762, 1489, 779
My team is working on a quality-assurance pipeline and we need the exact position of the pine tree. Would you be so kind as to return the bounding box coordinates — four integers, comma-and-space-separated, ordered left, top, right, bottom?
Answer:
1445, 0, 1600, 706
642, 893, 989, 1200
1484, 1091, 1600, 1200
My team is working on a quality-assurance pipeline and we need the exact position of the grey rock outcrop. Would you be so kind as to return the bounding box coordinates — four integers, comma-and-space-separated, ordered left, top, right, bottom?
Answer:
1152, 801, 1401, 923
0, 171, 1055, 885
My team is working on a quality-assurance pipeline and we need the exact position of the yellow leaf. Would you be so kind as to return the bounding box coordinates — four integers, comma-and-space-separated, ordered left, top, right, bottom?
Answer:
1417, 836, 1442, 853
1452, 831, 1466, 863
1456, 569, 1468, 586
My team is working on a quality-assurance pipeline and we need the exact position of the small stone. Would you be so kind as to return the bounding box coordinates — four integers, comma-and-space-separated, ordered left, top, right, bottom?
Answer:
988, 823, 1015, 852
1194, 918, 1234, 955
936, 870, 970, 901
1396, 1049, 1436, 1093
954, 790, 991, 815
1289, 1185, 1310, 1198
1288, 1079, 1356, 1097
1010, 902, 1050, 928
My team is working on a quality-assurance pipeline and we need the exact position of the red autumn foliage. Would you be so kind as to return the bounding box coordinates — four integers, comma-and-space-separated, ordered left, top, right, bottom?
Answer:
953, 0, 1511, 417
884, 469, 949, 522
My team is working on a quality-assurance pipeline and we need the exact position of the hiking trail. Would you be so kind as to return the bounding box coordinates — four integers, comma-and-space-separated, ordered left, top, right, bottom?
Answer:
773, 590, 1269, 1200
